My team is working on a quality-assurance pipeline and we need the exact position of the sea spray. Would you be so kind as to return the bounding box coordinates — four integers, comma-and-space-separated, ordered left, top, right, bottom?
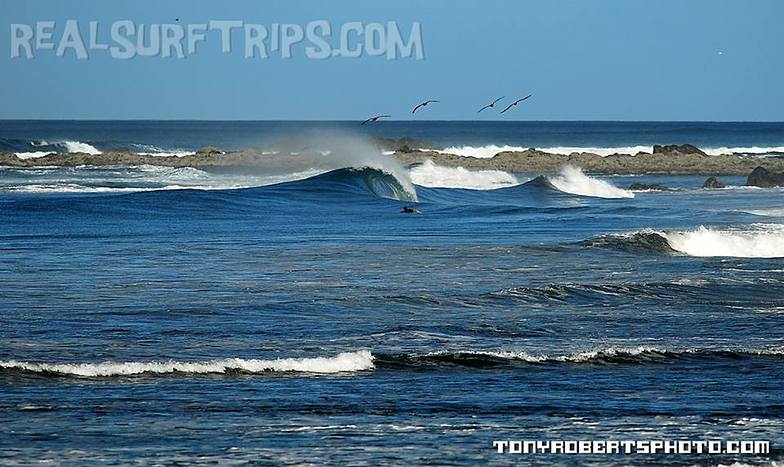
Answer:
547, 165, 634, 199
408, 159, 519, 190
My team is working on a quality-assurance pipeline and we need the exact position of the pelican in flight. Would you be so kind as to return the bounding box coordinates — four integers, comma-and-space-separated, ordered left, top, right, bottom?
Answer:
500, 94, 532, 114
477, 96, 505, 113
361, 115, 391, 125
412, 99, 439, 114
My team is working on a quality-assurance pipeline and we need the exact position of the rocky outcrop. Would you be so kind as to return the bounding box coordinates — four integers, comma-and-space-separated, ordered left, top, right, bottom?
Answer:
195, 146, 223, 155
628, 183, 673, 191
371, 136, 435, 153
747, 166, 784, 187
652, 144, 707, 156
702, 177, 726, 189
5, 143, 784, 176
393, 147, 784, 175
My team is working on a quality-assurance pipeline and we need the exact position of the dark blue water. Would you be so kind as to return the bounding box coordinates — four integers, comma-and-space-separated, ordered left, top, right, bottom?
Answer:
1, 121, 784, 465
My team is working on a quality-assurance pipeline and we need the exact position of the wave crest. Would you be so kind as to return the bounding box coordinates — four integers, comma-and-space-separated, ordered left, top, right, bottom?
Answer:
375, 346, 784, 368
547, 165, 634, 199
591, 224, 784, 258
0, 351, 374, 377
408, 159, 519, 190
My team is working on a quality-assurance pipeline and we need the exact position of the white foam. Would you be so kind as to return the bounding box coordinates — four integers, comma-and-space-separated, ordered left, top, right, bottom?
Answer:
408, 159, 519, 190
437, 145, 529, 159
703, 146, 784, 156
62, 141, 101, 154
664, 224, 784, 258
0, 350, 374, 376
547, 165, 634, 199
14, 151, 53, 160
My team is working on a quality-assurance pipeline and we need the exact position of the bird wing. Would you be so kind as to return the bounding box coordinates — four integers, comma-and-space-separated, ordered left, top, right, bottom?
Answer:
379, 115, 391, 119
412, 103, 425, 113
500, 102, 515, 114
477, 104, 492, 113
517, 94, 532, 104
427, 100, 440, 104
492, 96, 505, 105
360, 117, 374, 125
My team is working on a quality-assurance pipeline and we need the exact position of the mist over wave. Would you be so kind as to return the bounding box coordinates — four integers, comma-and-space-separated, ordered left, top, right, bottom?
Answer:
409, 159, 519, 190
547, 165, 634, 199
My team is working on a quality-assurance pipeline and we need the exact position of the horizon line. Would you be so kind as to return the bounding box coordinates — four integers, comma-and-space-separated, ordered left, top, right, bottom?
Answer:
1, 119, 783, 124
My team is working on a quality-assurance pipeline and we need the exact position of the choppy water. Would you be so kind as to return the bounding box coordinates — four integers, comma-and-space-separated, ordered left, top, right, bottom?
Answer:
1, 121, 784, 465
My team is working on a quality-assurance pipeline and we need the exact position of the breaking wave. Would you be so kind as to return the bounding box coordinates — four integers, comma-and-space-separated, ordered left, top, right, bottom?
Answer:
546, 165, 634, 199
408, 159, 519, 190
284, 167, 417, 201
591, 224, 784, 258
0, 351, 374, 377
6, 347, 784, 378
375, 346, 784, 368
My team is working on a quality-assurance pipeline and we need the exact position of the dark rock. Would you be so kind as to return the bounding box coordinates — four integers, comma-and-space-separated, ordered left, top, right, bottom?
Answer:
652, 144, 707, 156
628, 183, 672, 191
372, 137, 435, 153
747, 166, 784, 187
702, 176, 726, 189
196, 146, 223, 155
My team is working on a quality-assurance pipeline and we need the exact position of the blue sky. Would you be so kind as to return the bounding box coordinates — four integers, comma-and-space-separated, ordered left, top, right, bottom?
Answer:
2, 0, 782, 120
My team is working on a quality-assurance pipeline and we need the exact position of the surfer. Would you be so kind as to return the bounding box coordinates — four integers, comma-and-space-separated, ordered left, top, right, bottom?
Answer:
401, 206, 421, 214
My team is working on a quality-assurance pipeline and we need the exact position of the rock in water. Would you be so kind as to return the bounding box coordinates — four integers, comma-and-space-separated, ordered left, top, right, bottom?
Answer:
652, 144, 707, 156
628, 183, 673, 191
747, 166, 784, 187
196, 146, 224, 156
702, 177, 726, 189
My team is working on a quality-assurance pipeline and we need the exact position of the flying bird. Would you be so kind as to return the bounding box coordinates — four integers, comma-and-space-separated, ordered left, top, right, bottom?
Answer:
500, 94, 532, 114
477, 96, 505, 113
360, 115, 391, 125
412, 100, 439, 114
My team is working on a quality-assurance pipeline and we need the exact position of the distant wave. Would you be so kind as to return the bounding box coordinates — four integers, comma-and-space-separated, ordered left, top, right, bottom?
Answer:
744, 209, 784, 217
545, 165, 634, 199
7, 346, 784, 378
374, 346, 784, 368
408, 159, 519, 190
436, 144, 784, 158
0, 351, 374, 377
591, 224, 784, 258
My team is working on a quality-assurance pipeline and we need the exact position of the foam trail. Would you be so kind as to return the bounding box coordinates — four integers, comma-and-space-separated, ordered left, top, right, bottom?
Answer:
409, 159, 519, 190
664, 224, 784, 258
547, 165, 634, 199
0, 351, 374, 377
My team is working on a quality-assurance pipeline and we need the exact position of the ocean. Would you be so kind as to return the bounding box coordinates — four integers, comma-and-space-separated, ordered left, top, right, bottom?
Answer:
1, 121, 783, 465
